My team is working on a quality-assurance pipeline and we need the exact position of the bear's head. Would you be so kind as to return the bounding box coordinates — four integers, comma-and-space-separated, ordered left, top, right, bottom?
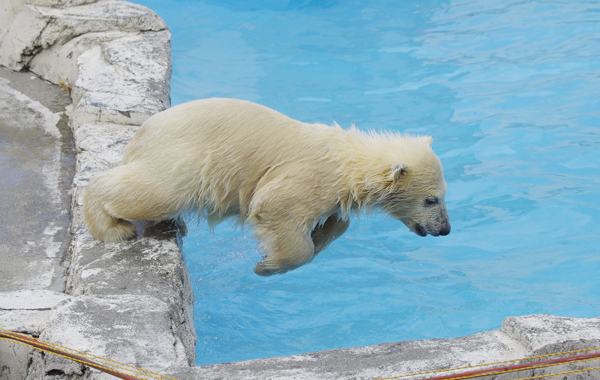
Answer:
380, 136, 451, 237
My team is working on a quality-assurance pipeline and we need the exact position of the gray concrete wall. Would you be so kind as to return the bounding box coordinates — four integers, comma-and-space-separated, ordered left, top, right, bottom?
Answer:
1, 1, 599, 379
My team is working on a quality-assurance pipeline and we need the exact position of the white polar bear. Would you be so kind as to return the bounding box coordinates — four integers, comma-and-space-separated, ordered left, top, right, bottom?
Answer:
83, 98, 450, 275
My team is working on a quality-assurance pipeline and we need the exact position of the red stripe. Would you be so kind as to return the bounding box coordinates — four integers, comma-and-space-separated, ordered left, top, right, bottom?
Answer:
421, 351, 600, 380
0, 330, 142, 380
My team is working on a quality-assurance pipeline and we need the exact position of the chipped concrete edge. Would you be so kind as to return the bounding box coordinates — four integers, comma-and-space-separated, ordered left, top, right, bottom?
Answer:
1, 1, 600, 380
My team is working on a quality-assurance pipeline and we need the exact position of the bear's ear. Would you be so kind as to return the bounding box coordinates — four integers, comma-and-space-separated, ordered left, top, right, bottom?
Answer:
424, 136, 433, 146
390, 163, 409, 181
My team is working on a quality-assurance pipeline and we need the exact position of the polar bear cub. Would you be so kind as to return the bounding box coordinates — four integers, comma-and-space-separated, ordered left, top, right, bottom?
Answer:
83, 98, 450, 275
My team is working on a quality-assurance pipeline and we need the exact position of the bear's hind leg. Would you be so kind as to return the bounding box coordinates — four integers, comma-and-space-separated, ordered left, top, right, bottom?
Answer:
83, 162, 185, 242
83, 169, 136, 242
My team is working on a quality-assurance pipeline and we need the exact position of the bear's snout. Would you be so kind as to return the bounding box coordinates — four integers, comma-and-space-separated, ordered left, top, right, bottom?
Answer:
429, 203, 451, 236
436, 221, 451, 236
415, 211, 451, 237
415, 221, 451, 237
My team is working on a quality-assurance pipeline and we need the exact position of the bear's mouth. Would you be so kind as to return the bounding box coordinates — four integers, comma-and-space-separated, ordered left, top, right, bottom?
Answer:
414, 224, 427, 237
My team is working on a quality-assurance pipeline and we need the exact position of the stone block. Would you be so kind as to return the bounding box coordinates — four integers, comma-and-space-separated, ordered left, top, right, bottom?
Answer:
0, 289, 72, 311
0, 339, 34, 380
0, 0, 27, 43
501, 314, 600, 353
0, 5, 49, 70
73, 122, 137, 167
70, 30, 171, 128
0, 0, 167, 71
29, 30, 132, 87
38, 295, 191, 370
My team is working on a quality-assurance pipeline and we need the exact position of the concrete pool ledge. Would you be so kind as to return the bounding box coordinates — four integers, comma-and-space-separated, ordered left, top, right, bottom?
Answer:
1, 0, 195, 377
0, 1, 599, 379
168, 314, 600, 380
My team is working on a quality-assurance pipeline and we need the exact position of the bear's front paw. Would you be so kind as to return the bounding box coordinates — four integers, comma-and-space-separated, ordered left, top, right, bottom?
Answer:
254, 262, 275, 276
254, 261, 290, 276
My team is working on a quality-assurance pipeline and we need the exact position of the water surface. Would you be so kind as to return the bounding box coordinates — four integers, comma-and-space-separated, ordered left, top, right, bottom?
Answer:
133, 0, 600, 365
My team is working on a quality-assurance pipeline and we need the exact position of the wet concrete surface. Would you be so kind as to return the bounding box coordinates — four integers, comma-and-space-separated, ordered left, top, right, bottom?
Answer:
0, 67, 74, 292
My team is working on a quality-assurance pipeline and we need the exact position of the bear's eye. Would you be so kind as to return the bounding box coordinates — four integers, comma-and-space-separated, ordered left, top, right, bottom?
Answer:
424, 196, 439, 206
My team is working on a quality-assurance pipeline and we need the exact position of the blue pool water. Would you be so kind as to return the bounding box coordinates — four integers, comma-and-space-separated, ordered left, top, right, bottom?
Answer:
133, 0, 600, 366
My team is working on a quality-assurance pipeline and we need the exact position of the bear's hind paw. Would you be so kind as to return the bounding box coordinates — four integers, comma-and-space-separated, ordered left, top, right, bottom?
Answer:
91, 219, 136, 242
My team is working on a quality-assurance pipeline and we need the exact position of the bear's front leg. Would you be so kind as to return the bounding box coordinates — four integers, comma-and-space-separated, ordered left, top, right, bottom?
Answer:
251, 213, 316, 276
249, 174, 340, 275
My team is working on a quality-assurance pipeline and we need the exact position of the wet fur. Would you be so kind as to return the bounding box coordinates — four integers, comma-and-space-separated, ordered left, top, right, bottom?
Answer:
83, 98, 449, 275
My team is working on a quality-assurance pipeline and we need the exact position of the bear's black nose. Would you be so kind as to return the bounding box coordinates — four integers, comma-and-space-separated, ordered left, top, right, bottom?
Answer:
439, 222, 451, 236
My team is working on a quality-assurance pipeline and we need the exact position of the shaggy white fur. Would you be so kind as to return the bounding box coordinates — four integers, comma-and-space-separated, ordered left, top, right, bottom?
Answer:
83, 98, 450, 275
